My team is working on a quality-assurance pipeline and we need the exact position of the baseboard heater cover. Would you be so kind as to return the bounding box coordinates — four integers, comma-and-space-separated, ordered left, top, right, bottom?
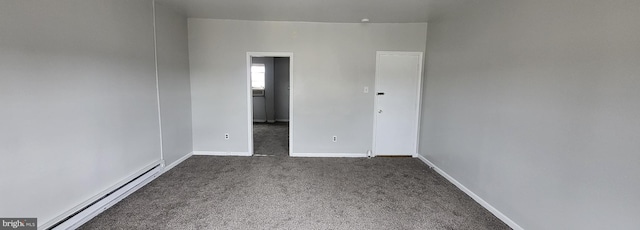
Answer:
48, 164, 162, 230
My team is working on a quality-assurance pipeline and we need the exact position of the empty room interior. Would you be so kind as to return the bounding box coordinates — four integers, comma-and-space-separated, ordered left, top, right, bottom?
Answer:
1, 0, 638, 229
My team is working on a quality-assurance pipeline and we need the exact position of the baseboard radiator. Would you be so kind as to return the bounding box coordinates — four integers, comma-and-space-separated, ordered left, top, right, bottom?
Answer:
48, 165, 162, 230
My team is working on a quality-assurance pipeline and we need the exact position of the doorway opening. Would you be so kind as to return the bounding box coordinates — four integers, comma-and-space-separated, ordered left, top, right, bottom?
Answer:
247, 52, 293, 157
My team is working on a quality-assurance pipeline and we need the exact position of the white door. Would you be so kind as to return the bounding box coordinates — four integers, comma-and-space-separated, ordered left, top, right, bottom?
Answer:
373, 52, 423, 156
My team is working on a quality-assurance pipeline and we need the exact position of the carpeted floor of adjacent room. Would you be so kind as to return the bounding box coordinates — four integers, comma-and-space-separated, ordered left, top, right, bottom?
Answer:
253, 122, 289, 157
79, 155, 510, 229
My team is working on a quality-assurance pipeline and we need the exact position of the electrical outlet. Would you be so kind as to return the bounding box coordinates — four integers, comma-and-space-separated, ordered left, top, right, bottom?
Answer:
224, 133, 230, 140
332, 136, 338, 142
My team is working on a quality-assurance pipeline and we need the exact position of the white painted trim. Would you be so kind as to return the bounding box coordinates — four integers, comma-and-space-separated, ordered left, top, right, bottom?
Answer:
266, 119, 276, 123
372, 53, 379, 157
416, 155, 524, 230
414, 52, 424, 159
247, 52, 294, 157
193, 151, 252, 156
163, 152, 193, 173
152, 0, 164, 165
275, 119, 289, 122
253, 119, 267, 122
372, 51, 424, 157
246, 53, 254, 156
289, 55, 294, 156
290, 153, 367, 158
46, 161, 163, 230
48, 151, 196, 229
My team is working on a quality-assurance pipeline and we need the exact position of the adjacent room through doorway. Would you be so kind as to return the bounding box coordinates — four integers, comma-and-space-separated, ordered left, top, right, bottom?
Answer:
250, 56, 291, 156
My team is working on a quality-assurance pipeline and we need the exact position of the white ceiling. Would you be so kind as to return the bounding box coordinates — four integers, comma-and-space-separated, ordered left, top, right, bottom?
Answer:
156, 0, 467, 23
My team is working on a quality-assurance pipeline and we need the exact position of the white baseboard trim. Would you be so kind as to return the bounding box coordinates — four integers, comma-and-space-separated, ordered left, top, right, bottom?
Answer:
50, 163, 163, 230
290, 152, 367, 158
46, 151, 198, 230
275, 119, 289, 122
163, 152, 193, 173
193, 151, 252, 156
253, 119, 267, 122
416, 154, 524, 230
267, 119, 276, 123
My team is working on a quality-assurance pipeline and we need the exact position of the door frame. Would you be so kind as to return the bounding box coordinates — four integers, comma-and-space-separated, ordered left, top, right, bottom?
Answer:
246, 52, 294, 156
372, 51, 424, 157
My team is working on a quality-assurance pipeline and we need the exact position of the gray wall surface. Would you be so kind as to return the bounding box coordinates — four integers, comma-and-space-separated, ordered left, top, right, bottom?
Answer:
274, 57, 290, 121
189, 19, 427, 153
419, 0, 640, 229
155, 2, 193, 166
253, 96, 268, 122
252, 57, 274, 122
0, 0, 161, 227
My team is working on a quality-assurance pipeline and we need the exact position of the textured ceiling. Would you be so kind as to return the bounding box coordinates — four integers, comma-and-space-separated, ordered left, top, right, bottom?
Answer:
156, 0, 468, 23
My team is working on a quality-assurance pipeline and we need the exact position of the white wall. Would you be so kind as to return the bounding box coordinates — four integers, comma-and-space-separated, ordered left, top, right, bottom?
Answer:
155, 2, 193, 165
0, 0, 161, 227
274, 57, 290, 121
420, 0, 640, 229
189, 19, 427, 154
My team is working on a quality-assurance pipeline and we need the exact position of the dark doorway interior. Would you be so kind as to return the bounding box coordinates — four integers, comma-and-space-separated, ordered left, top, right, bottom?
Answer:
251, 57, 290, 156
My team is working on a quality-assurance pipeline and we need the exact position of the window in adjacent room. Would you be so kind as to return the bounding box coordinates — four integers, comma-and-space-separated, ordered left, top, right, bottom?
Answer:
251, 64, 266, 90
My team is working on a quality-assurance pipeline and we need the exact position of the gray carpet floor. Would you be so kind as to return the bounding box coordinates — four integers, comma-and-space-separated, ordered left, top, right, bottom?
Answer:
80, 156, 510, 230
253, 122, 289, 156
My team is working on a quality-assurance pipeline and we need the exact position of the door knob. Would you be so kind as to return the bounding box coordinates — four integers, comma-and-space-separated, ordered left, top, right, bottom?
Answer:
378, 109, 383, 113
